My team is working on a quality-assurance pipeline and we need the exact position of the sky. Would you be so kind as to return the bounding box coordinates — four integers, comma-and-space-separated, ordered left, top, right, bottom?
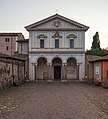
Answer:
0, 0, 108, 49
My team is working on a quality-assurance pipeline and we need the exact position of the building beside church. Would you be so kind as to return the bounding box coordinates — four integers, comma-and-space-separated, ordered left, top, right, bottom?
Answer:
16, 38, 29, 54
0, 33, 24, 56
25, 14, 89, 81
86, 55, 108, 87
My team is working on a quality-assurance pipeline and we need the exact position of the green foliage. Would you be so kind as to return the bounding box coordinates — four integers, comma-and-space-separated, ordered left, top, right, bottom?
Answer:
86, 32, 108, 56
86, 48, 108, 56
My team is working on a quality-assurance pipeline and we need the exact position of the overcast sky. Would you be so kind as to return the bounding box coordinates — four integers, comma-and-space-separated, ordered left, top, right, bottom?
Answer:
0, 0, 108, 49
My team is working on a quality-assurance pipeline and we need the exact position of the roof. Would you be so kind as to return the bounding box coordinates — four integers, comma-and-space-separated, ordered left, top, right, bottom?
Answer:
89, 55, 108, 62
13, 54, 28, 60
25, 14, 89, 31
16, 39, 29, 42
0, 33, 24, 36
0, 53, 26, 61
86, 55, 100, 62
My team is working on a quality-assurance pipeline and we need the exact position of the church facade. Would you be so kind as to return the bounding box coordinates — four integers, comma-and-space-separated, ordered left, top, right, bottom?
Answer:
25, 14, 89, 81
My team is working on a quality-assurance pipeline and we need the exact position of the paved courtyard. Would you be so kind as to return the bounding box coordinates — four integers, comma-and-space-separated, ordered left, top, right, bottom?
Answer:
0, 82, 108, 119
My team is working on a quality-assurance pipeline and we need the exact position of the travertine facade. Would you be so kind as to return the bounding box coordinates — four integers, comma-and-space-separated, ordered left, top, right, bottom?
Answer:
25, 14, 89, 81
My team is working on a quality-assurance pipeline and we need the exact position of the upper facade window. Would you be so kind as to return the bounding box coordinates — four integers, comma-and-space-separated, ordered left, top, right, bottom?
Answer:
5, 38, 10, 42
70, 39, 74, 48
37, 34, 47, 48
52, 31, 61, 49
40, 39, 44, 48
55, 39, 59, 48
67, 34, 77, 48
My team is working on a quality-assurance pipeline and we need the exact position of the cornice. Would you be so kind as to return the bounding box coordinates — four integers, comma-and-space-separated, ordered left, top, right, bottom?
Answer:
67, 34, 77, 39
31, 47, 83, 49
29, 51, 85, 54
27, 28, 86, 31
37, 34, 47, 38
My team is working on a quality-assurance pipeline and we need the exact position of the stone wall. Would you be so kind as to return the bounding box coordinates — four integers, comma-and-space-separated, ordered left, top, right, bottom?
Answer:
0, 55, 26, 89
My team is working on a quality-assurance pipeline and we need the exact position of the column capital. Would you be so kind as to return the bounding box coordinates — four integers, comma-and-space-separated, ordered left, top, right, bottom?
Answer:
77, 62, 82, 65
32, 63, 36, 66
47, 63, 52, 66
62, 63, 67, 66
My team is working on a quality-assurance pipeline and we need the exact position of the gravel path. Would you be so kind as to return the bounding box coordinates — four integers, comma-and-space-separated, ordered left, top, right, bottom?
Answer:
0, 82, 108, 119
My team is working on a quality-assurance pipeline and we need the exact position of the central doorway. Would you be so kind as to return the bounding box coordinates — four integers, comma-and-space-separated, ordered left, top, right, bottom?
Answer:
54, 66, 61, 79
52, 57, 62, 80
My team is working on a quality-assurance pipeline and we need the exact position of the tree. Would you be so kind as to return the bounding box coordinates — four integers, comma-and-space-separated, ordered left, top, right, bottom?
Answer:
86, 32, 108, 56
91, 32, 100, 49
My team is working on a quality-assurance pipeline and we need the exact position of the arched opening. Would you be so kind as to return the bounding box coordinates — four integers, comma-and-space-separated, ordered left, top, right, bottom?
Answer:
67, 57, 77, 79
37, 57, 48, 80
52, 57, 62, 80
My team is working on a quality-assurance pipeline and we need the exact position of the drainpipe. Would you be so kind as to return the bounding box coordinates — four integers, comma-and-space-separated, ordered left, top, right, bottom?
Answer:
21, 42, 22, 54
77, 63, 79, 81
11, 36, 12, 55
24, 61, 26, 82
11, 37, 15, 85
12, 60, 15, 85
18, 61, 19, 83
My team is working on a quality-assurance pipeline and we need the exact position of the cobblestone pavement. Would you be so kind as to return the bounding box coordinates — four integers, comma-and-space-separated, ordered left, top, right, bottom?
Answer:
0, 82, 108, 119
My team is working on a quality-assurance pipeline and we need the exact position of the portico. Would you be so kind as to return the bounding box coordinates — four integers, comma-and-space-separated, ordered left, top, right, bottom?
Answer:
29, 54, 84, 81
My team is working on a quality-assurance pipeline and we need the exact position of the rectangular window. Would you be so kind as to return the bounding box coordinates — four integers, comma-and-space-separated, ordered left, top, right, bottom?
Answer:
6, 46, 9, 50
40, 39, 44, 48
70, 39, 74, 48
95, 66, 100, 74
55, 39, 59, 48
5, 38, 10, 42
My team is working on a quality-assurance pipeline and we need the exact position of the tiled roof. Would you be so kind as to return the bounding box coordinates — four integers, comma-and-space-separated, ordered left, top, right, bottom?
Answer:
88, 55, 108, 62
0, 53, 26, 61
86, 55, 100, 62
13, 54, 28, 60
16, 39, 29, 42
0, 33, 24, 36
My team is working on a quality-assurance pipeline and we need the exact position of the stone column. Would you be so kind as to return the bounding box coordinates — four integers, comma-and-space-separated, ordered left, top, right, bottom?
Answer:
33, 63, 37, 82
35, 63, 37, 81
32, 63, 35, 81
64, 63, 67, 80
49, 63, 52, 80
47, 63, 50, 80
62, 63, 65, 80
77, 63, 80, 81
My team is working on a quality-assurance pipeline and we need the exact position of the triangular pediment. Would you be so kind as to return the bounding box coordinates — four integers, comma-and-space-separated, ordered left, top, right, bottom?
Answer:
25, 14, 89, 31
